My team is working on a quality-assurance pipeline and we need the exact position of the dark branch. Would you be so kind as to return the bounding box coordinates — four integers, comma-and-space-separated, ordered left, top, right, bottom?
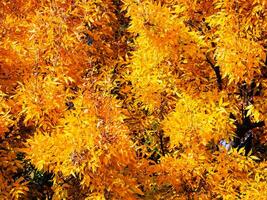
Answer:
158, 130, 165, 156
206, 54, 222, 90
251, 121, 265, 129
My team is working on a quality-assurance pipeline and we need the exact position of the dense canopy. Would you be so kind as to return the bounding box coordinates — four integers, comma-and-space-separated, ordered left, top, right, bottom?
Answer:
0, 0, 266, 199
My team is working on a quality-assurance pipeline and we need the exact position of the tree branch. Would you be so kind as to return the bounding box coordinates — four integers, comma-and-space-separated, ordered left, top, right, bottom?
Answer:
206, 53, 222, 90
158, 130, 165, 156
251, 121, 265, 129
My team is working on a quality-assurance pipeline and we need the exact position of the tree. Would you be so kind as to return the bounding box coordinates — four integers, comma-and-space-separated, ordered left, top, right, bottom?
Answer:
0, 0, 266, 199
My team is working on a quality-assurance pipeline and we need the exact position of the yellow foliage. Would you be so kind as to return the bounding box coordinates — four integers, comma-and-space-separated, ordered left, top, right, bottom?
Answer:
162, 92, 232, 148
0, 0, 266, 199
